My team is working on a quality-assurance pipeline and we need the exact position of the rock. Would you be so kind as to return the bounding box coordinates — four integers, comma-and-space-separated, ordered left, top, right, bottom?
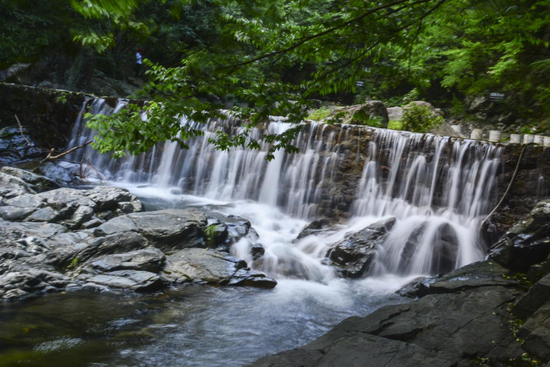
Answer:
401, 222, 459, 274
87, 186, 136, 211
0, 205, 35, 221
387, 106, 403, 121
0, 171, 36, 195
64, 205, 94, 229
513, 273, 550, 318
489, 199, 550, 271
228, 268, 277, 289
297, 218, 331, 239
0, 266, 70, 299
398, 260, 518, 298
205, 218, 229, 247
163, 248, 246, 285
36, 161, 79, 185
128, 209, 207, 251
351, 100, 389, 128
251, 286, 524, 367
88, 248, 166, 273
327, 217, 395, 278
250, 243, 265, 261
37, 188, 97, 211
74, 232, 149, 265
81, 218, 104, 229
87, 270, 163, 292
518, 299, 550, 362
25, 207, 61, 222
93, 215, 138, 236
162, 248, 275, 288
0, 167, 60, 192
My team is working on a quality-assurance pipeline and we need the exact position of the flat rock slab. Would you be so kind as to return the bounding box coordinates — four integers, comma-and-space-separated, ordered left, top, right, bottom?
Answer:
399, 260, 519, 298
251, 286, 524, 367
164, 248, 276, 288
128, 209, 207, 251
88, 270, 163, 292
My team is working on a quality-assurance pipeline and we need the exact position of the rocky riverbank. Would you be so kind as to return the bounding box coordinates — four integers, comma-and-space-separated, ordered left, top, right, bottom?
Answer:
0, 167, 276, 301
251, 199, 550, 367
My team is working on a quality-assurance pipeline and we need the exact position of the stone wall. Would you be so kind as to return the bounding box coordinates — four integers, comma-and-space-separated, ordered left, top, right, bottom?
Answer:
1, 83, 548, 234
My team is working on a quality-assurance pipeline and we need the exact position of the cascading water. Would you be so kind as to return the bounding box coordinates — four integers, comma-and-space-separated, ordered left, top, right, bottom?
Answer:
67, 98, 502, 280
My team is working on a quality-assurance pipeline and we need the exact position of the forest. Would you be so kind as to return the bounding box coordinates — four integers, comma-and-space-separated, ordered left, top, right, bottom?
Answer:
1, 1, 550, 367
2, 0, 550, 156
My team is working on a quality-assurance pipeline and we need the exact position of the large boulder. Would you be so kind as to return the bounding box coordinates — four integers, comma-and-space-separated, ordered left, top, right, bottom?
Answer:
163, 248, 276, 288
351, 101, 389, 128
326, 217, 395, 278
0, 167, 60, 192
489, 199, 550, 271
127, 209, 207, 251
251, 286, 524, 367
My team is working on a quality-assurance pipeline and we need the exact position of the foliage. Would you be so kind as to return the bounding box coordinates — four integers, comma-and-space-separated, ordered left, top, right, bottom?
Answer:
4, 0, 550, 156
306, 107, 333, 121
204, 224, 218, 247
401, 104, 443, 133
388, 120, 404, 130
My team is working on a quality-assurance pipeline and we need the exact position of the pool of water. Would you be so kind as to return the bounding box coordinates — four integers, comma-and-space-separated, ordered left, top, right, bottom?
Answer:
0, 278, 407, 367
0, 185, 413, 366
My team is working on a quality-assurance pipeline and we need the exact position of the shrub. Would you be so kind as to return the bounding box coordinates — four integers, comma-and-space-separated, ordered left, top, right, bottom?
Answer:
402, 104, 443, 133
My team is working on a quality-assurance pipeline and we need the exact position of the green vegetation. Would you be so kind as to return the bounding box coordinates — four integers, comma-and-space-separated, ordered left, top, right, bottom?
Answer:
388, 120, 404, 131
401, 104, 444, 133
307, 107, 333, 121
2, 0, 550, 156
204, 225, 218, 247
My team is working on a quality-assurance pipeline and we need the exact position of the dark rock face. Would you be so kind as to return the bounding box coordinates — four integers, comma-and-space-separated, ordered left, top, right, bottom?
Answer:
252, 199, 550, 367
489, 198, 550, 271
326, 217, 395, 278
296, 218, 331, 239
0, 169, 277, 299
251, 286, 524, 367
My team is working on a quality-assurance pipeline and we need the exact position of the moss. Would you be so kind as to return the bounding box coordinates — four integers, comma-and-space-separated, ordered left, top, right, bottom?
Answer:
388, 120, 403, 130
306, 107, 333, 121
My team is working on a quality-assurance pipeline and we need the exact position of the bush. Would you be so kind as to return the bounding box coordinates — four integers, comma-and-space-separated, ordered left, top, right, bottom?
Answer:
306, 106, 333, 121
401, 104, 443, 133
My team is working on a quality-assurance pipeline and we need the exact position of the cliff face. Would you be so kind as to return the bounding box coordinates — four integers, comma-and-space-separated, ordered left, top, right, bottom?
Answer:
0, 83, 548, 235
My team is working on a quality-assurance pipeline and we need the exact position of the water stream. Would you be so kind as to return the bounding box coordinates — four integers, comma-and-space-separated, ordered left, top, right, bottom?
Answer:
0, 98, 503, 366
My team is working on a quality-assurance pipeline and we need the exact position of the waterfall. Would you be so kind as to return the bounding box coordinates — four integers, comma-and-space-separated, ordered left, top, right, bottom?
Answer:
66, 98, 503, 278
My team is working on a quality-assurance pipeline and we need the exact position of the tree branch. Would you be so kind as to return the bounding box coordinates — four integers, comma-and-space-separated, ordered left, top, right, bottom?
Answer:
14, 114, 32, 146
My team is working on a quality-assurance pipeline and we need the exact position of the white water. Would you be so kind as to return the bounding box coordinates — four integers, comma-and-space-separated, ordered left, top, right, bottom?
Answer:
66, 98, 502, 280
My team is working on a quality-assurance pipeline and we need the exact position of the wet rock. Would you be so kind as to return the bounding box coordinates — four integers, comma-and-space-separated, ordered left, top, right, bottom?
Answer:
36, 161, 79, 185
163, 248, 246, 285
250, 243, 265, 261
163, 248, 275, 288
489, 199, 550, 271
400, 222, 459, 274
0, 167, 60, 192
87, 270, 163, 292
205, 218, 229, 247
518, 299, 550, 362
128, 209, 207, 251
228, 268, 277, 289
251, 286, 523, 367
513, 273, 550, 318
88, 248, 166, 273
327, 217, 395, 278
398, 260, 518, 298
297, 218, 331, 239
0, 266, 70, 299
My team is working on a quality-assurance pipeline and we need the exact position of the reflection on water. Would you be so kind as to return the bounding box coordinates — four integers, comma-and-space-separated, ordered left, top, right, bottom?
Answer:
1, 279, 406, 366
